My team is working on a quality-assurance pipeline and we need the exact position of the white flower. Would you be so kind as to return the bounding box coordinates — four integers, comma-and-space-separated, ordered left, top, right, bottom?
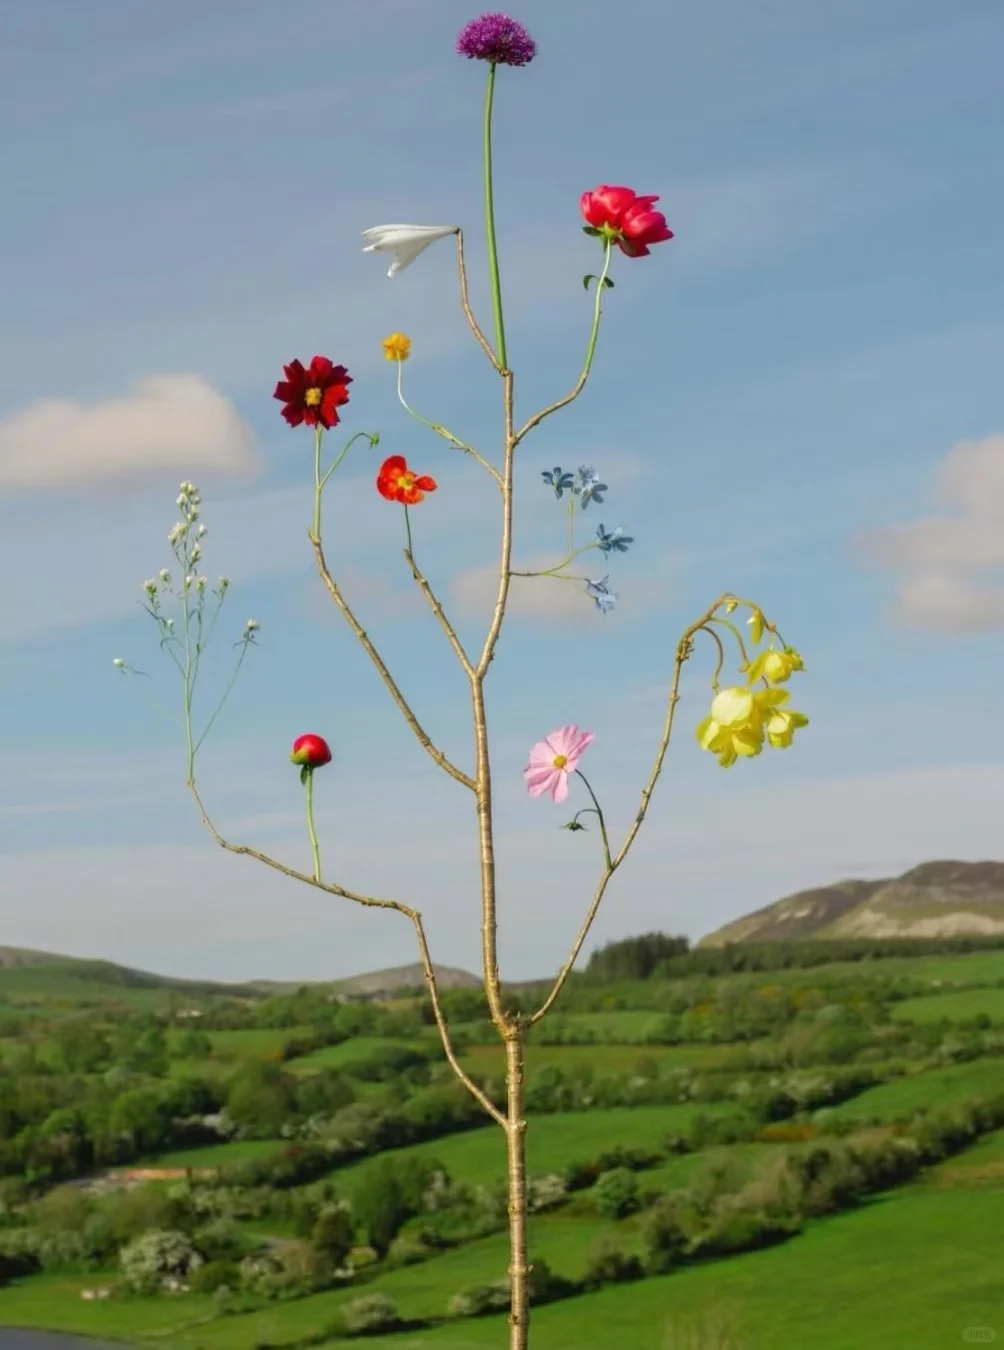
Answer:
112, 658, 125, 668
159, 569, 171, 583
245, 618, 260, 631
361, 224, 458, 278
197, 524, 208, 537
168, 523, 184, 544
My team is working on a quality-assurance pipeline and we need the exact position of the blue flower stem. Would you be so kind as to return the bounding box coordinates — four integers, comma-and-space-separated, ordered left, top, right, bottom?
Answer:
304, 769, 322, 882
566, 494, 575, 556
574, 769, 612, 869
512, 542, 602, 577
483, 62, 507, 369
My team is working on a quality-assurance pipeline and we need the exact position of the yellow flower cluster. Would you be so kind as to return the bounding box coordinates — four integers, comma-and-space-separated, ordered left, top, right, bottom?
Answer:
382, 332, 412, 362
696, 628, 808, 768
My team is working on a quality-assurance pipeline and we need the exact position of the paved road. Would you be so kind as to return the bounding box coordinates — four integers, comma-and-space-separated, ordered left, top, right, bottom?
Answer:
0, 1334, 127, 1349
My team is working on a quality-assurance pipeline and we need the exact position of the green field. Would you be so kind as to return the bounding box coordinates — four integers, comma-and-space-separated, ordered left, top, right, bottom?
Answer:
285, 1037, 429, 1076
822, 1058, 1004, 1125
892, 987, 1004, 1023
334, 1105, 731, 1202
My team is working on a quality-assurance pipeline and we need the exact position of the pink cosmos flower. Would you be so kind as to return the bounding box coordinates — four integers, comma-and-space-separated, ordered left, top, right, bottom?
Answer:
523, 724, 594, 804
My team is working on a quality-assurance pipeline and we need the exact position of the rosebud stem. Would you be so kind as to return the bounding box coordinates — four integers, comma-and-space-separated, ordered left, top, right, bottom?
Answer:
303, 768, 322, 883
482, 63, 508, 370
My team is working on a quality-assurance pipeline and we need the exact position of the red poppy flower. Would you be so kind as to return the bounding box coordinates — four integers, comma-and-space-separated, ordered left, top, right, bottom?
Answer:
376, 455, 437, 505
290, 733, 332, 769
274, 357, 352, 429
580, 185, 674, 258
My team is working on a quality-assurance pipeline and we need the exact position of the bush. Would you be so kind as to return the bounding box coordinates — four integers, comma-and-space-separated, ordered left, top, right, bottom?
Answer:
448, 1279, 510, 1318
643, 1195, 692, 1273
582, 1238, 645, 1290
190, 1259, 240, 1294
119, 1229, 203, 1294
592, 1166, 640, 1219
339, 1291, 402, 1334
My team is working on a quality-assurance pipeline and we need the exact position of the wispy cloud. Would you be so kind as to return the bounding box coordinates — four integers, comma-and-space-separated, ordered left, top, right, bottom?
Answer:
857, 432, 1004, 631
0, 375, 257, 492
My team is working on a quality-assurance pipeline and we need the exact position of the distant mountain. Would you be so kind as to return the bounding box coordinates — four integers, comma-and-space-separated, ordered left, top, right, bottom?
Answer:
0, 947, 482, 1003
699, 860, 1004, 946
251, 963, 482, 999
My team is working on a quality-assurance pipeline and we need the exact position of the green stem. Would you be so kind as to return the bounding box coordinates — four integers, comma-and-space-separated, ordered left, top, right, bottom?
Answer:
566, 493, 575, 557
304, 770, 322, 883
483, 62, 507, 369
180, 578, 196, 780
403, 504, 414, 555
192, 639, 252, 758
574, 770, 612, 870
319, 431, 377, 492
512, 541, 602, 577
708, 615, 751, 667
313, 425, 324, 539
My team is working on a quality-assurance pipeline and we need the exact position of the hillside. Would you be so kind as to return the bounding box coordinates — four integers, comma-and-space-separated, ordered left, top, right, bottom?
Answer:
700, 859, 1004, 946
0, 947, 481, 1005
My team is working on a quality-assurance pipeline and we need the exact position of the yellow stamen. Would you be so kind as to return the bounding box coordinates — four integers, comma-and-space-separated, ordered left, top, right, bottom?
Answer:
304, 387, 323, 407
552, 754, 567, 769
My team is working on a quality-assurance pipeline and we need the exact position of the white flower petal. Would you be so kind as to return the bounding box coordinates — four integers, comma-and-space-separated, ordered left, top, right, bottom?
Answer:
361, 223, 458, 278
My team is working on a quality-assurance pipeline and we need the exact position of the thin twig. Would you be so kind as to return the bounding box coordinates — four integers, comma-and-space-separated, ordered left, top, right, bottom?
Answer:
456, 228, 502, 373
395, 358, 502, 488
186, 778, 506, 1127
404, 548, 474, 677
310, 531, 476, 792
528, 593, 739, 1025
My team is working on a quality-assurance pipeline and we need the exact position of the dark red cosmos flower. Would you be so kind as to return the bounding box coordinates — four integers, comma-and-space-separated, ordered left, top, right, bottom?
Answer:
290, 733, 332, 769
274, 357, 352, 429
376, 455, 437, 505
580, 185, 674, 258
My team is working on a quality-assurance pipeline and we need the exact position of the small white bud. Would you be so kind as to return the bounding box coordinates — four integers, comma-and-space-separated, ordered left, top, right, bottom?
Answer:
142, 578, 157, 593
197, 523, 208, 537
245, 618, 260, 631
159, 569, 171, 583
112, 657, 125, 668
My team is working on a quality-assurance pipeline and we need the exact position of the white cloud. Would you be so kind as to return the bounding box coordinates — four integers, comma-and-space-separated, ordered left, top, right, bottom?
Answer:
0, 375, 257, 491
858, 433, 1004, 631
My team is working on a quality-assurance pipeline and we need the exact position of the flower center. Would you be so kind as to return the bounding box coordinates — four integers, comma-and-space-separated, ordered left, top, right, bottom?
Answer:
552, 754, 568, 769
304, 387, 323, 407
397, 472, 415, 490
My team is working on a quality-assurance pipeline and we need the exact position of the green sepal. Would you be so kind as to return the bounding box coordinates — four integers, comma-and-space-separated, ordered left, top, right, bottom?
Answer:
582, 225, 602, 237
563, 819, 588, 832
300, 765, 311, 787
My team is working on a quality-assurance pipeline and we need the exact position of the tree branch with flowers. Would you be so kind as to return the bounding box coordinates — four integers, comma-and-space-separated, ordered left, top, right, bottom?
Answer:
114, 12, 808, 1348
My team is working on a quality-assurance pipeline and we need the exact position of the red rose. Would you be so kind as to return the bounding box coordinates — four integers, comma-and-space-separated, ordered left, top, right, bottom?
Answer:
274, 357, 352, 430
290, 733, 332, 769
580, 185, 673, 258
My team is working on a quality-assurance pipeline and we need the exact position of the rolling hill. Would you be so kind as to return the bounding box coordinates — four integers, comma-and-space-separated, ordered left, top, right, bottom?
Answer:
699, 859, 1004, 946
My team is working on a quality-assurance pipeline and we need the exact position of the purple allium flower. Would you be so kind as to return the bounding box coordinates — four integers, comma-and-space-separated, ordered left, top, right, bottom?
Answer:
456, 13, 536, 67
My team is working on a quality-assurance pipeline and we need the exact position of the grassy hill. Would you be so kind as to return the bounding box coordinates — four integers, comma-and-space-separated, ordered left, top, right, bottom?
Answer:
699, 859, 1004, 946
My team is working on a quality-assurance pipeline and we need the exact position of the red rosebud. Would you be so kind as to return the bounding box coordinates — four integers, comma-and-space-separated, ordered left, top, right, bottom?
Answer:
290, 733, 332, 769
274, 357, 352, 430
580, 185, 673, 258
376, 454, 437, 506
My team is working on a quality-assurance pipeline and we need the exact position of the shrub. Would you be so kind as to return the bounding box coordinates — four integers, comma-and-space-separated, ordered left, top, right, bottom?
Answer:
581, 1238, 645, 1290
190, 1259, 240, 1294
526, 1173, 567, 1213
448, 1279, 510, 1318
592, 1166, 640, 1220
340, 1291, 402, 1334
119, 1229, 203, 1294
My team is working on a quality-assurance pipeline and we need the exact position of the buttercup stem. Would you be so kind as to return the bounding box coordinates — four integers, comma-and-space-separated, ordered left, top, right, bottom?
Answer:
303, 769, 322, 883
483, 63, 508, 370
395, 359, 501, 485
708, 615, 751, 666
574, 769, 612, 869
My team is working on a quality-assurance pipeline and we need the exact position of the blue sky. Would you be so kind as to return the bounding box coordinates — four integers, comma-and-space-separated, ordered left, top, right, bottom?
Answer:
1, 0, 1002, 983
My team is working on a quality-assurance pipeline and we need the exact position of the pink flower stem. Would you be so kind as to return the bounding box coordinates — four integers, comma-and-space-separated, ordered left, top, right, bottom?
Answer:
574, 769, 612, 868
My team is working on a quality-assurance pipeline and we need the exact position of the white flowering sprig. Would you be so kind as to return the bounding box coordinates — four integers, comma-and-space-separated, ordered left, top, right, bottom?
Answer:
113, 483, 258, 776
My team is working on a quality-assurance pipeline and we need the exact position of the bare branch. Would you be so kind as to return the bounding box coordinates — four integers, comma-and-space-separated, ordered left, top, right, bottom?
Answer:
187, 778, 506, 1127
528, 594, 736, 1025
310, 531, 476, 793
404, 548, 475, 678
456, 229, 503, 374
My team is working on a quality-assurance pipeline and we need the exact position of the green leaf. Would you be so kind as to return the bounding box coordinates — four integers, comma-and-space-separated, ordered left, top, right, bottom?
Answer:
581, 225, 602, 237
602, 276, 615, 289
583, 274, 595, 290
299, 765, 311, 787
